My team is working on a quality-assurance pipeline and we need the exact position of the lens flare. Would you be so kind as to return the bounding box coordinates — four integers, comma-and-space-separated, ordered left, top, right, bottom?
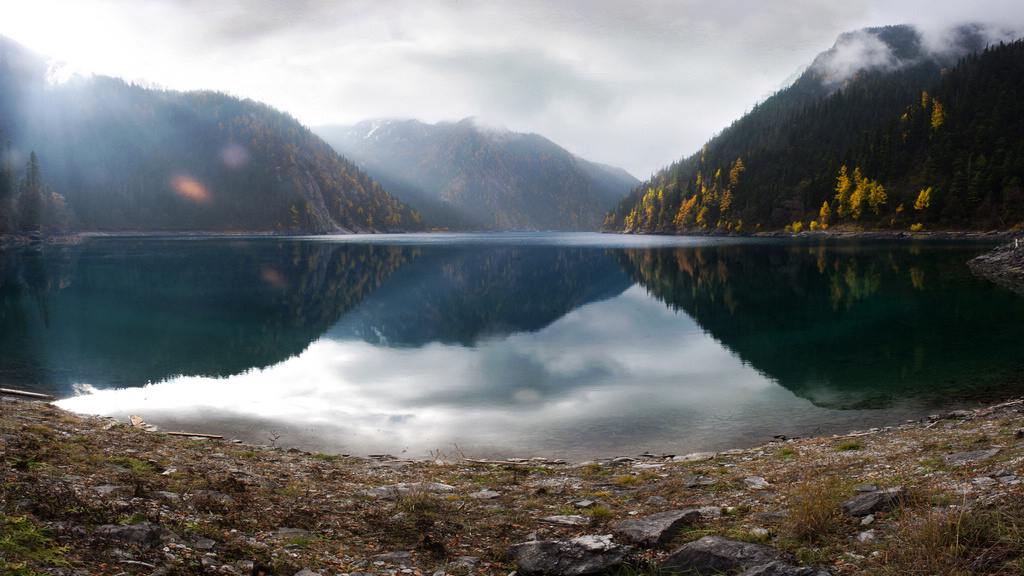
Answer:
261, 268, 286, 289
172, 175, 211, 204
220, 143, 249, 169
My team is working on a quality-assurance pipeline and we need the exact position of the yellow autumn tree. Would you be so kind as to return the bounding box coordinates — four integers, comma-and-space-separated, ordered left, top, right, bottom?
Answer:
914, 187, 931, 211
729, 158, 745, 187
834, 166, 853, 219
930, 98, 945, 130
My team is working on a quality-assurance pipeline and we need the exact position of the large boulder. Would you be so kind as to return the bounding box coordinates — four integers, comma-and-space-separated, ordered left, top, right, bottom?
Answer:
508, 534, 633, 576
612, 509, 701, 547
841, 487, 907, 517
660, 536, 787, 576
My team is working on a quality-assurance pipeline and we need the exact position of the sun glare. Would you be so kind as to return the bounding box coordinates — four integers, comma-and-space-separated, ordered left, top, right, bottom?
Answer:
171, 175, 211, 204
3, 1, 141, 84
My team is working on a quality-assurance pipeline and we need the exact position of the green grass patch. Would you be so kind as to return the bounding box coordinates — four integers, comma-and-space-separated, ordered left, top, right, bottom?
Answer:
0, 514, 71, 573
836, 440, 864, 451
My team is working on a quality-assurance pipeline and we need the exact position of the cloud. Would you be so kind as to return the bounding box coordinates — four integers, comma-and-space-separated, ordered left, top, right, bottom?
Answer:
5, 0, 1024, 177
811, 28, 908, 83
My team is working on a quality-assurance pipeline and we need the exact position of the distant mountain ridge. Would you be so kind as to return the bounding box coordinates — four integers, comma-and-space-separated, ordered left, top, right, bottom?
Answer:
0, 36, 424, 234
605, 23, 1024, 234
317, 118, 639, 231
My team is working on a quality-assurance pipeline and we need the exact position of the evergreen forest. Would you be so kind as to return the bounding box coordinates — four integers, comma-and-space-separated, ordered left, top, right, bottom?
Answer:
0, 37, 425, 236
605, 34, 1024, 234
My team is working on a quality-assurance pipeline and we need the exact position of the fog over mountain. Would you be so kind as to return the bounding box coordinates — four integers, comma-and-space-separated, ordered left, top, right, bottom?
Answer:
318, 118, 639, 231
809, 22, 1020, 87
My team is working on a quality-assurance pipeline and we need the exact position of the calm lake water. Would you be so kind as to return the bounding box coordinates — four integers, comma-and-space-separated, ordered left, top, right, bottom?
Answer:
3, 233, 1023, 461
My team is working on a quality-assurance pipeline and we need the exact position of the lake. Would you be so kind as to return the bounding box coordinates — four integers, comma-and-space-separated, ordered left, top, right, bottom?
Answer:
3, 232, 1023, 462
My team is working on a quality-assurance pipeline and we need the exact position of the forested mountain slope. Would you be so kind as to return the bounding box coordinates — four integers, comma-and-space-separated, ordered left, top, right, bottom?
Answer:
318, 118, 639, 231
0, 37, 424, 234
605, 25, 1024, 233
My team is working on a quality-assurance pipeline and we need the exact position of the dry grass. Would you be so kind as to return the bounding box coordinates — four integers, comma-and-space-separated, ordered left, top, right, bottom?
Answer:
784, 474, 846, 542
869, 496, 1024, 576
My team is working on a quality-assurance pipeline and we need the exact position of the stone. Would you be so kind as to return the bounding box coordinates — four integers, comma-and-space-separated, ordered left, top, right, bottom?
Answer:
750, 511, 788, 522
93, 484, 132, 497
293, 569, 320, 576
841, 487, 907, 516
643, 496, 670, 507
372, 551, 415, 565
190, 489, 236, 505
973, 476, 997, 488
736, 561, 833, 576
697, 506, 723, 518
744, 476, 770, 489
540, 515, 591, 526
660, 536, 787, 576
943, 448, 1000, 465
471, 490, 502, 500
508, 534, 633, 576
267, 528, 311, 541
455, 556, 483, 568
857, 530, 880, 543
679, 474, 700, 487
673, 452, 716, 463
612, 509, 701, 548
355, 482, 457, 500
749, 527, 770, 539
94, 521, 180, 547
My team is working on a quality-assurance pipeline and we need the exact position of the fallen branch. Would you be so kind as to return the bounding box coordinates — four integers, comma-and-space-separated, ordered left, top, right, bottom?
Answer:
165, 431, 224, 439
0, 388, 56, 401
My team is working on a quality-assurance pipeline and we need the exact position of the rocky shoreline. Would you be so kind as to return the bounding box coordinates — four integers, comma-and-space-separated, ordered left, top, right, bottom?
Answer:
968, 236, 1024, 294
4, 395, 1024, 576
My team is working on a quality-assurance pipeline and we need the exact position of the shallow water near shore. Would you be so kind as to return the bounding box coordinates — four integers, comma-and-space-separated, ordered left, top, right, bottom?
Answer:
3, 232, 1023, 461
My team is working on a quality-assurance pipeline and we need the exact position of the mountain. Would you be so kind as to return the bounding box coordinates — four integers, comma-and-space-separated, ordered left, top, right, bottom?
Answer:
0, 239, 413, 396
604, 24, 1024, 234
0, 37, 425, 235
328, 244, 634, 347
317, 118, 639, 231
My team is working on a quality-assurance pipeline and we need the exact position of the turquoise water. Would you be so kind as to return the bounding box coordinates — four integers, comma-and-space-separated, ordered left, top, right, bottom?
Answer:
3, 233, 1022, 461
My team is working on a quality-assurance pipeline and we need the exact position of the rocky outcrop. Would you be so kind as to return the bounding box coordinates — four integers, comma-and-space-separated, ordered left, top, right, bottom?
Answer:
968, 238, 1024, 294
660, 536, 790, 575
612, 509, 701, 547
840, 486, 907, 517
508, 534, 633, 576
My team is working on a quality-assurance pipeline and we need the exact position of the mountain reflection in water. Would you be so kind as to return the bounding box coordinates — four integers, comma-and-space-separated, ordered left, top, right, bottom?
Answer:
2, 234, 1020, 460
614, 240, 1024, 410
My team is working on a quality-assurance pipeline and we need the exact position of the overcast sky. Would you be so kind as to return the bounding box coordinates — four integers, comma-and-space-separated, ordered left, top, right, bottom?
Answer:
3, 1, 1024, 178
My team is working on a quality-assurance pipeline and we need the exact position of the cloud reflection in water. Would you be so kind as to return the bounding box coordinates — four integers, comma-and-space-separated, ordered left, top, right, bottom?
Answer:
60, 285, 814, 461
